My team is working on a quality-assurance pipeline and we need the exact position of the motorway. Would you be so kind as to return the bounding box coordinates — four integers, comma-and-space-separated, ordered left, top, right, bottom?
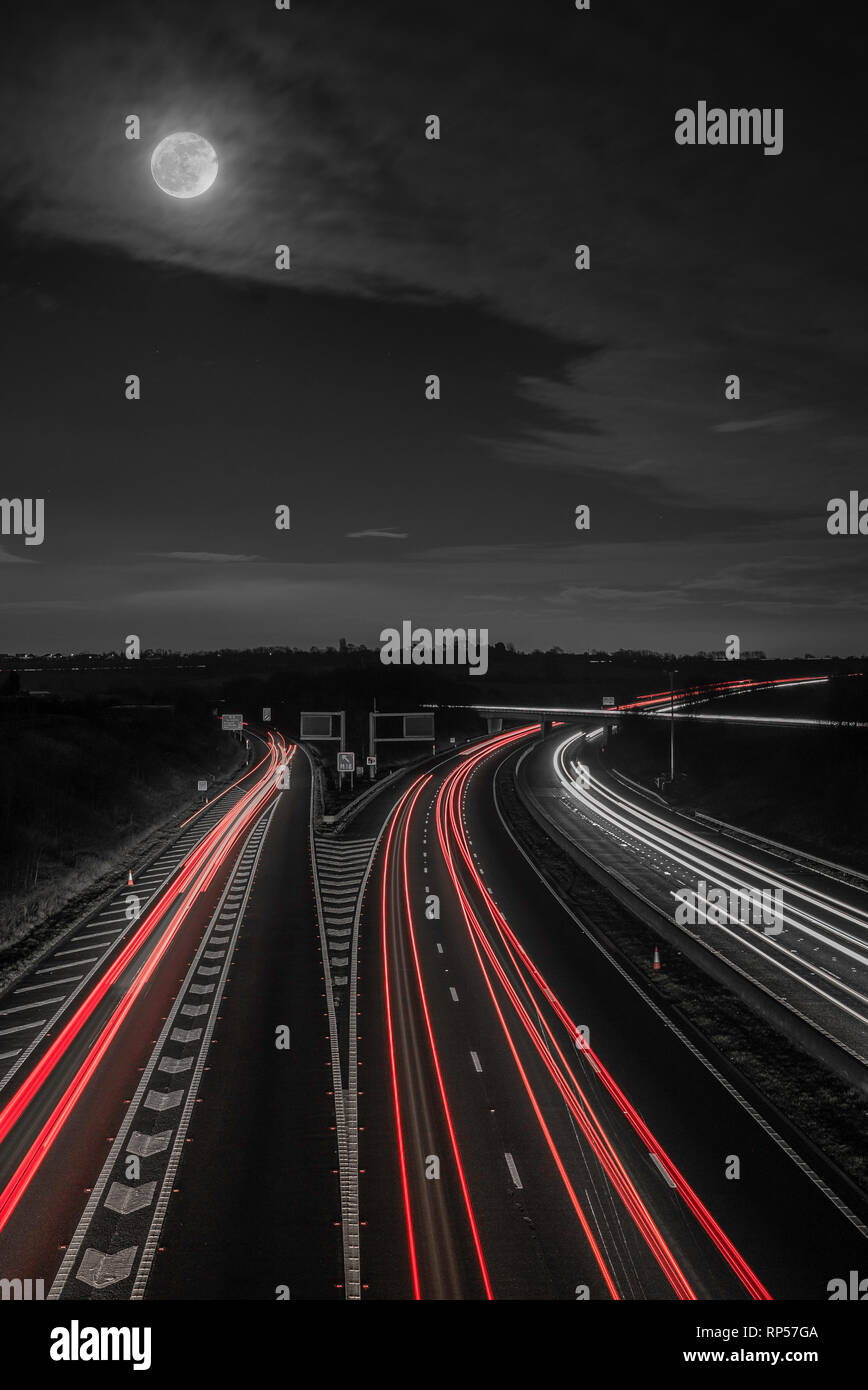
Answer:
355, 728, 868, 1299
0, 706, 865, 1300
522, 727, 868, 1069
0, 728, 332, 1298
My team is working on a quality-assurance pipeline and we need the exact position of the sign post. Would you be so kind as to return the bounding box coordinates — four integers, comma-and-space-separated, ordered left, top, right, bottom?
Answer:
337, 750, 356, 793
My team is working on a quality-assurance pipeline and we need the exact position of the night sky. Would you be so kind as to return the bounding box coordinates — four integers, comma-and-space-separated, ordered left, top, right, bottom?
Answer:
1, 0, 866, 655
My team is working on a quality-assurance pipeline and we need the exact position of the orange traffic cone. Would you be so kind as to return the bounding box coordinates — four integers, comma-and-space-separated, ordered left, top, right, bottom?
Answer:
652, 945, 661, 971
127, 869, 134, 886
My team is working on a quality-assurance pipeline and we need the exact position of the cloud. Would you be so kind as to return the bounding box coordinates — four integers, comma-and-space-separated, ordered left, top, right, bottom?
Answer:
0, 547, 37, 564
143, 551, 262, 562
711, 410, 822, 435
345, 529, 408, 540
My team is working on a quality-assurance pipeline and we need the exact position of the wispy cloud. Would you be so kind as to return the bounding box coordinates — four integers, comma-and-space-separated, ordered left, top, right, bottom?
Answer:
711, 410, 822, 435
0, 547, 37, 564
143, 551, 261, 563
346, 529, 408, 540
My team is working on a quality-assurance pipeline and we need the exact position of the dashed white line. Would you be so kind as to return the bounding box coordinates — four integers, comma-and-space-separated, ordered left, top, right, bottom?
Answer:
505, 1152, 523, 1189
649, 1153, 677, 1189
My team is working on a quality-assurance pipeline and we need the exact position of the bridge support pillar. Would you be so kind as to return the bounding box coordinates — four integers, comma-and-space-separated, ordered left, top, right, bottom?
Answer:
539, 718, 553, 741
486, 716, 503, 733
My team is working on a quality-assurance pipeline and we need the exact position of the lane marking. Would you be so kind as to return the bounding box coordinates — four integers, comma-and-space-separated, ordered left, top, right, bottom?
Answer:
649, 1152, 677, 1189
505, 1152, 523, 1189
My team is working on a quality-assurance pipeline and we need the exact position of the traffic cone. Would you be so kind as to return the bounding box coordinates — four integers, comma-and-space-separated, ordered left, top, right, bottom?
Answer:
127, 869, 134, 886
652, 945, 661, 971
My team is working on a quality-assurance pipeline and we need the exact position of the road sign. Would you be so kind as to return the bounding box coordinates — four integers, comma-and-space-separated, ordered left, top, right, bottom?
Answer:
300, 711, 345, 742
337, 751, 356, 773
262, 707, 272, 722
221, 712, 243, 731
197, 779, 208, 791
601, 696, 615, 707
366, 756, 377, 767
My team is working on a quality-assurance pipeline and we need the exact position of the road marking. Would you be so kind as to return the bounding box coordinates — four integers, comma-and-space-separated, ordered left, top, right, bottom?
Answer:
0, 1021, 44, 1036
505, 1152, 523, 1189
127, 1131, 172, 1158
14, 977, 81, 992
36, 959, 97, 973
48, 777, 278, 1302
76, 1246, 138, 1290
157, 1055, 194, 1074
470, 1051, 483, 1072
649, 1152, 677, 1188
449, 987, 459, 1002
436, 943, 444, 954
104, 1181, 157, 1215
307, 786, 385, 1301
0, 998, 63, 1017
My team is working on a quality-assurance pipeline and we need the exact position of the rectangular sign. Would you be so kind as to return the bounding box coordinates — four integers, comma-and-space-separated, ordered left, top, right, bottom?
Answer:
403, 713, 435, 739
300, 712, 336, 739
337, 751, 356, 773
221, 712, 243, 731
601, 696, 615, 708
366, 756, 377, 767
262, 707, 272, 722
197, 779, 208, 791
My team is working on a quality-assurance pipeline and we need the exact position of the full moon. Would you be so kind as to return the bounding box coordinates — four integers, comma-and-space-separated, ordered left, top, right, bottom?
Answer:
150, 132, 218, 199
